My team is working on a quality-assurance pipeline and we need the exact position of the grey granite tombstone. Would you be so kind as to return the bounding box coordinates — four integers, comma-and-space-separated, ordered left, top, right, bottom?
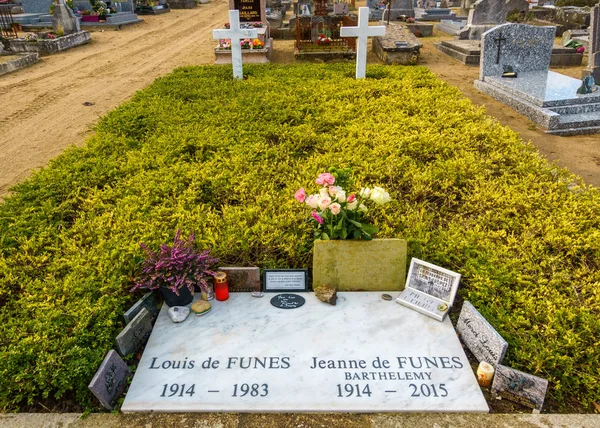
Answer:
468, 0, 506, 25
88, 350, 131, 410
586, 4, 600, 81
52, 0, 80, 35
21, 0, 53, 13
124, 292, 160, 324
505, 0, 528, 15
72, 0, 93, 11
456, 301, 508, 366
116, 307, 153, 356
218, 267, 261, 292
491, 365, 548, 412
383, 0, 415, 20
480, 23, 555, 80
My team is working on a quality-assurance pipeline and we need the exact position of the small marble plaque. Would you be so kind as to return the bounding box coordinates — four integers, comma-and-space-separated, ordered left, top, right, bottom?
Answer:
88, 350, 131, 410
396, 258, 461, 321
124, 292, 160, 324
116, 307, 153, 356
122, 293, 488, 412
219, 267, 261, 292
456, 301, 508, 367
263, 269, 308, 292
491, 365, 548, 412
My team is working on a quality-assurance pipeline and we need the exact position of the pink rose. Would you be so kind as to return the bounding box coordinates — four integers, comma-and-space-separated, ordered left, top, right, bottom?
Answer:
311, 211, 324, 225
347, 194, 356, 203
305, 194, 319, 209
294, 187, 306, 203
329, 203, 341, 215
318, 196, 331, 210
315, 173, 335, 186
576, 46, 585, 53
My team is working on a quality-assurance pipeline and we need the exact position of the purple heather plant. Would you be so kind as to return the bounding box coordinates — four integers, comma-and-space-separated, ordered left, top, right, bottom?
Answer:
131, 230, 218, 296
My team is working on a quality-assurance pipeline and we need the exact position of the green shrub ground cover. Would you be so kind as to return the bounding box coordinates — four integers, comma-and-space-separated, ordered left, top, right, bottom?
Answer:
0, 63, 598, 412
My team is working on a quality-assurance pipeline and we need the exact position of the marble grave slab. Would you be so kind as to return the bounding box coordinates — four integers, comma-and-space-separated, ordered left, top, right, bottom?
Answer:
122, 292, 488, 412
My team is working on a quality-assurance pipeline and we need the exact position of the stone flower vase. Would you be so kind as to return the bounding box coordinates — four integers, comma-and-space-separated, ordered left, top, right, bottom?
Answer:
312, 238, 408, 291
160, 285, 194, 307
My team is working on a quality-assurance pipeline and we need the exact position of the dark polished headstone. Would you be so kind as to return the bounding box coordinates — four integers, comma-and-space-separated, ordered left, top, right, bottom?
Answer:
88, 350, 131, 410
116, 307, 153, 356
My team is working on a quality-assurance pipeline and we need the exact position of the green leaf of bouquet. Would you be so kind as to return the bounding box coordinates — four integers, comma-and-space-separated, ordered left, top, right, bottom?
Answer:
361, 223, 379, 234
348, 219, 362, 228
322, 232, 330, 240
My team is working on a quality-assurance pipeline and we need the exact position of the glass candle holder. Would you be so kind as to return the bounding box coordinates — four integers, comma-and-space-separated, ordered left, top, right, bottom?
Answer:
214, 271, 229, 301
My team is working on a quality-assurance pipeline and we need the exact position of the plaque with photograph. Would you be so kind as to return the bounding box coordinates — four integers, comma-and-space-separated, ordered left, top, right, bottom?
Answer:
396, 258, 461, 321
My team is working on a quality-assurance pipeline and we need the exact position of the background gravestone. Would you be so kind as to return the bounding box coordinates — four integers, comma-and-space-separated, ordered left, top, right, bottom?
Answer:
231, 0, 267, 23
505, 0, 528, 15
116, 307, 153, 356
52, 0, 80, 35
587, 3, 600, 81
468, 0, 506, 25
21, 0, 53, 14
88, 350, 131, 410
480, 23, 555, 80
456, 301, 508, 366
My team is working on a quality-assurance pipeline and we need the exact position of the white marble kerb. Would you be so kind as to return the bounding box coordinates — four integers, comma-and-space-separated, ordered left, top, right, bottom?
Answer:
122, 292, 489, 413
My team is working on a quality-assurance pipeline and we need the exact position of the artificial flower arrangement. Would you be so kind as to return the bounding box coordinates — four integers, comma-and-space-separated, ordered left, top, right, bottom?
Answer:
225, 22, 264, 29
219, 38, 232, 49
295, 168, 391, 240
22, 32, 57, 41
316, 33, 332, 45
240, 38, 264, 49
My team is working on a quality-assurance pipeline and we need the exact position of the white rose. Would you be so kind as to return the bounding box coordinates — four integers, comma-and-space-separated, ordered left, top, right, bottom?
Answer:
370, 186, 391, 205
318, 196, 332, 210
336, 190, 346, 203
358, 203, 368, 213
359, 187, 371, 198
319, 187, 330, 198
347, 200, 358, 210
305, 194, 319, 209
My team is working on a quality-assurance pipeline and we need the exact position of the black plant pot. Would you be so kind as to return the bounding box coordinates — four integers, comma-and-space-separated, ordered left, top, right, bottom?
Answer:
160, 285, 194, 307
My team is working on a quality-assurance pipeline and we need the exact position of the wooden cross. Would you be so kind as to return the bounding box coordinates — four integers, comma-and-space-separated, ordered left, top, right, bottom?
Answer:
213, 10, 259, 79
340, 7, 386, 79
494, 32, 507, 65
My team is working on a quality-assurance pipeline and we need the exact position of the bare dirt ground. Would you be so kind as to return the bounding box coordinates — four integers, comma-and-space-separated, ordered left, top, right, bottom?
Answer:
0, 6, 598, 198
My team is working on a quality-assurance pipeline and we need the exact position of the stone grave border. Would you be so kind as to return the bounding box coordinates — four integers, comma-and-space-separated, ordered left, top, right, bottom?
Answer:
0, 52, 39, 75
7, 30, 91, 55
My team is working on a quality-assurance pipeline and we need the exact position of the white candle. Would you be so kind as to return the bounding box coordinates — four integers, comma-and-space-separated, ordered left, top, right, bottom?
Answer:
477, 361, 495, 387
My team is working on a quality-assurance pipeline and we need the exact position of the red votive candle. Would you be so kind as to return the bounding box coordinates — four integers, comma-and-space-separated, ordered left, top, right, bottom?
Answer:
214, 271, 229, 301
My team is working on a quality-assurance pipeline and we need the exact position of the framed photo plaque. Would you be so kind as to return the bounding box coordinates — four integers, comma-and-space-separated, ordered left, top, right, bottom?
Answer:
396, 258, 461, 321
263, 269, 309, 292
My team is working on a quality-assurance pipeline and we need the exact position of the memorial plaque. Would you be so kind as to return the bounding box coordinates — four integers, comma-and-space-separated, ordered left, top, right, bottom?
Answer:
219, 267, 261, 292
263, 269, 308, 292
491, 365, 548, 412
233, 0, 263, 22
396, 258, 461, 321
456, 301, 508, 366
116, 307, 153, 356
122, 292, 489, 412
124, 292, 160, 324
270, 293, 305, 309
88, 350, 131, 410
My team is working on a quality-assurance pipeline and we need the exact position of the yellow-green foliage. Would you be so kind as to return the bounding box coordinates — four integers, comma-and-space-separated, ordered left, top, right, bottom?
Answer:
0, 63, 598, 411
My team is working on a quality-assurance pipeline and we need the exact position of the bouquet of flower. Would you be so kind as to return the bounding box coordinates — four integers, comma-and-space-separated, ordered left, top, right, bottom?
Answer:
240, 38, 252, 49
316, 33, 332, 45
220, 38, 232, 49
294, 168, 391, 240
252, 38, 264, 49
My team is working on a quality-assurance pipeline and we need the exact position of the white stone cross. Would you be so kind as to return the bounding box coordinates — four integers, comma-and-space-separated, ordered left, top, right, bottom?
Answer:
340, 7, 386, 79
213, 10, 259, 79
